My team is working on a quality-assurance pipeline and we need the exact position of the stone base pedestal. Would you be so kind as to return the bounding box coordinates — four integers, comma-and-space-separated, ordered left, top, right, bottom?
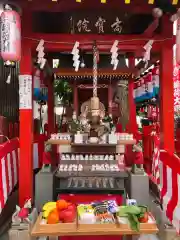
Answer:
9, 208, 38, 240
159, 226, 180, 240
128, 173, 149, 206
35, 168, 56, 212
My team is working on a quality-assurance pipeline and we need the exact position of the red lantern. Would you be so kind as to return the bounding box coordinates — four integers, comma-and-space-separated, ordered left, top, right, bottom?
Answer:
1, 10, 21, 62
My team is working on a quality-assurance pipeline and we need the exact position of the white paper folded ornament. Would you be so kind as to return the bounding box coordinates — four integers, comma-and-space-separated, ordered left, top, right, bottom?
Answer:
75, 61, 80, 72
71, 42, 80, 55
38, 49, 45, 58
113, 59, 119, 70
36, 39, 45, 52
110, 40, 119, 53
40, 58, 47, 69
111, 52, 118, 60
73, 54, 80, 61
37, 57, 43, 64
143, 40, 154, 51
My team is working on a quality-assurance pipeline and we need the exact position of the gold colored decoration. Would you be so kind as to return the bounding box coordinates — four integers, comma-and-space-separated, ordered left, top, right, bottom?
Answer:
80, 99, 105, 120
90, 97, 100, 111
172, 0, 178, 4
148, 0, 155, 4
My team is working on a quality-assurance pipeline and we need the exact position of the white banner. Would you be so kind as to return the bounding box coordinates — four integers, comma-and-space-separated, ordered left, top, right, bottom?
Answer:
19, 75, 32, 110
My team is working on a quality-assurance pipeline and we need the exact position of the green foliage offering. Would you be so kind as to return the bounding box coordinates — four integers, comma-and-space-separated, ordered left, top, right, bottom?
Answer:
54, 79, 73, 130
54, 79, 73, 105
117, 205, 148, 232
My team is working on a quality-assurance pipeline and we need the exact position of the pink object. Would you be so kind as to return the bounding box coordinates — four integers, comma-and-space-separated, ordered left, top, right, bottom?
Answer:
134, 151, 144, 165
116, 123, 122, 133
1, 10, 21, 62
18, 208, 29, 219
43, 151, 52, 165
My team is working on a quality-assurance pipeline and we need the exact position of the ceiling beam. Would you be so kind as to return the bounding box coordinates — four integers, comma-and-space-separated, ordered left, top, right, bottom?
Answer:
18, 0, 154, 13
26, 33, 174, 53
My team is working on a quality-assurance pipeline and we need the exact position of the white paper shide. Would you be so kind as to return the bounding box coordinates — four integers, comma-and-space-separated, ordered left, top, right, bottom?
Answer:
19, 75, 32, 110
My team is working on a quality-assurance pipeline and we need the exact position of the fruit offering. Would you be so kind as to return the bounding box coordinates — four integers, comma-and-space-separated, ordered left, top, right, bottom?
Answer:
42, 200, 76, 224
78, 200, 119, 224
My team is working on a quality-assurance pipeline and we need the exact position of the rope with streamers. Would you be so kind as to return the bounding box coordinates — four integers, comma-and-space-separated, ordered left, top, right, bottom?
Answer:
93, 43, 98, 97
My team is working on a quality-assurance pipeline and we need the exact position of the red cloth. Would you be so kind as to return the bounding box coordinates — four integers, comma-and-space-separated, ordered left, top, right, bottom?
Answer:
134, 151, 144, 165
42, 152, 52, 165
116, 123, 122, 133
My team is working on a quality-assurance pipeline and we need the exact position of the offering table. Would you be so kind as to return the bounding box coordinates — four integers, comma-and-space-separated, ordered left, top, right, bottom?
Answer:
31, 213, 158, 237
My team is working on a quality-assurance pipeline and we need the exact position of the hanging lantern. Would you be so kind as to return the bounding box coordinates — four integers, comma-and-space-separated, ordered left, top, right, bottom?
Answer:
1, 9, 21, 62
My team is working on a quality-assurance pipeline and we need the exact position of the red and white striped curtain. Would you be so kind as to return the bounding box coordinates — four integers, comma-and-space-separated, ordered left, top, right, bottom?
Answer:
151, 135, 160, 185
159, 151, 180, 234
0, 134, 48, 215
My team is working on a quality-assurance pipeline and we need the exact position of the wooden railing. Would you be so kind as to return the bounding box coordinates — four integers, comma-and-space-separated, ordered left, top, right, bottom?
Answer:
0, 134, 48, 215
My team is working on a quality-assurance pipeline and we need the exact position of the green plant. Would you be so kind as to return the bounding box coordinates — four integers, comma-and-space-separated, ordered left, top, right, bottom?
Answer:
54, 79, 73, 105
54, 79, 73, 130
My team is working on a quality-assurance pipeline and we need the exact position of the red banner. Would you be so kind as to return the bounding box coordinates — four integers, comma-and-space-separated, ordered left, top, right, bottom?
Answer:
174, 65, 180, 112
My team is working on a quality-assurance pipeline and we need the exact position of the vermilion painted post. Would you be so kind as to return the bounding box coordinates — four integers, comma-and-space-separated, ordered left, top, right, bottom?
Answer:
19, 39, 33, 207
128, 57, 138, 133
160, 16, 174, 154
160, 46, 174, 153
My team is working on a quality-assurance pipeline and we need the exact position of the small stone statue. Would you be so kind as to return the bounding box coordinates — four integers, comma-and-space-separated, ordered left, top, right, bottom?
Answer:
132, 140, 144, 175
12, 199, 32, 225
42, 143, 52, 172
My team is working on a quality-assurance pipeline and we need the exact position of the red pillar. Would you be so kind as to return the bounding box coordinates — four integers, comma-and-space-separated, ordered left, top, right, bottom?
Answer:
128, 57, 138, 133
160, 46, 174, 153
73, 82, 78, 115
19, 39, 33, 206
108, 81, 112, 115
159, 16, 174, 154
48, 77, 55, 136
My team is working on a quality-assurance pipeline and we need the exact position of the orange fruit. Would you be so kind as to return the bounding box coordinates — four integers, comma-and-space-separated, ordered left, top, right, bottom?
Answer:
56, 199, 69, 211
47, 209, 59, 224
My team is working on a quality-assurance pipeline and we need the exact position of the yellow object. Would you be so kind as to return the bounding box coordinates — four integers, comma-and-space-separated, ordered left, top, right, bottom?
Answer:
42, 202, 56, 211
43, 206, 57, 219
101, 0, 106, 3
125, 0, 130, 3
148, 0, 154, 4
76, 0, 81, 2
172, 0, 178, 4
